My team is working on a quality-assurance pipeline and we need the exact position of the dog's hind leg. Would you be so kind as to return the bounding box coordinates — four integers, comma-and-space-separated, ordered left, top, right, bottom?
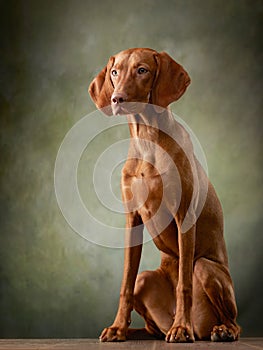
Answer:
193, 257, 240, 341
133, 269, 175, 338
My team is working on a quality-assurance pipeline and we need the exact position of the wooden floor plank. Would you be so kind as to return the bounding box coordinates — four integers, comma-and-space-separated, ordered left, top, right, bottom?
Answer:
0, 338, 262, 349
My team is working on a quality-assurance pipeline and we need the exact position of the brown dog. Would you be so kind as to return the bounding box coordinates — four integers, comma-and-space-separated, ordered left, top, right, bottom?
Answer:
89, 48, 240, 343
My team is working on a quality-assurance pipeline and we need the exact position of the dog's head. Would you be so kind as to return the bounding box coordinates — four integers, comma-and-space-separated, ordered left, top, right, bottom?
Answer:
89, 48, 191, 115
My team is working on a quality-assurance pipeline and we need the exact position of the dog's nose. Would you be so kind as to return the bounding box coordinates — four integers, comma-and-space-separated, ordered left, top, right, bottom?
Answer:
111, 93, 127, 104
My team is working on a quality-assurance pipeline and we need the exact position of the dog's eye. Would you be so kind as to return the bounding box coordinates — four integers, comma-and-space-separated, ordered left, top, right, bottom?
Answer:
137, 67, 148, 74
111, 69, 118, 76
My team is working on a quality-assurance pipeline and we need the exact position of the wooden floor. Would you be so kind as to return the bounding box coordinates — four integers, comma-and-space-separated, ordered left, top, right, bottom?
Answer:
0, 339, 262, 349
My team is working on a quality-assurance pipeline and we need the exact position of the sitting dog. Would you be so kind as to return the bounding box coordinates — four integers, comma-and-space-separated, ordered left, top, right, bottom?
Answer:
89, 48, 240, 343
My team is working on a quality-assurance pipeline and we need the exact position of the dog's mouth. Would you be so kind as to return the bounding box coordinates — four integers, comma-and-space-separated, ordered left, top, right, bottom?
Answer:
111, 101, 147, 116
111, 104, 128, 116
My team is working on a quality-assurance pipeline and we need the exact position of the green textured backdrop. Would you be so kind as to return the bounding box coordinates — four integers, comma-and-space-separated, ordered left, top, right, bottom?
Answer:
0, 0, 262, 338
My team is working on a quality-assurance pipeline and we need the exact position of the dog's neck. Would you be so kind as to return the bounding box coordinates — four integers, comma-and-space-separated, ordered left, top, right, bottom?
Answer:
127, 105, 173, 140
124, 105, 193, 176
126, 106, 178, 152
127, 113, 160, 142
124, 106, 181, 175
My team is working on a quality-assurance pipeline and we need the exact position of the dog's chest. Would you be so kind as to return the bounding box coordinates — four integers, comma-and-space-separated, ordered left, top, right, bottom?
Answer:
122, 166, 164, 217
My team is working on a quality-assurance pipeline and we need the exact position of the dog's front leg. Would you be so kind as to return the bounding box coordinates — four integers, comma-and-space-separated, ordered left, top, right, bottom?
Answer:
99, 214, 143, 342
166, 223, 195, 343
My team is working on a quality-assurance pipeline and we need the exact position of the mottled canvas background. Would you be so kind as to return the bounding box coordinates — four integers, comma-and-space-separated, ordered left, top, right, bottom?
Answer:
0, 0, 262, 338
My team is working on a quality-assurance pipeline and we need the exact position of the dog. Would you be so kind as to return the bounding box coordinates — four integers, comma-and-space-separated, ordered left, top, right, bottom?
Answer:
89, 48, 240, 343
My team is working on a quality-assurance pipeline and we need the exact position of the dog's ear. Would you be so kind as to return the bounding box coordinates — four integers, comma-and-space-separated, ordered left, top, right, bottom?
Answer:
89, 56, 115, 115
151, 52, 191, 109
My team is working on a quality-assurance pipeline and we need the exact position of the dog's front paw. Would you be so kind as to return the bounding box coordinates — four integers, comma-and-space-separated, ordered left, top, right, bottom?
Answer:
99, 326, 127, 342
165, 325, 195, 343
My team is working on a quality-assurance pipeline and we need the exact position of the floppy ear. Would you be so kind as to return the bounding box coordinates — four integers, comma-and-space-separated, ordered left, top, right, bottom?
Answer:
89, 56, 115, 114
151, 52, 191, 108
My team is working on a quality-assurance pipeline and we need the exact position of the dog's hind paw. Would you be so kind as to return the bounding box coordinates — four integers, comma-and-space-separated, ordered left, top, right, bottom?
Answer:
211, 324, 238, 342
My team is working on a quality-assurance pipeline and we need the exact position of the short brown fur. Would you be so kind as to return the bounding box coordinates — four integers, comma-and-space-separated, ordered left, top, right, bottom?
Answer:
89, 48, 240, 343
